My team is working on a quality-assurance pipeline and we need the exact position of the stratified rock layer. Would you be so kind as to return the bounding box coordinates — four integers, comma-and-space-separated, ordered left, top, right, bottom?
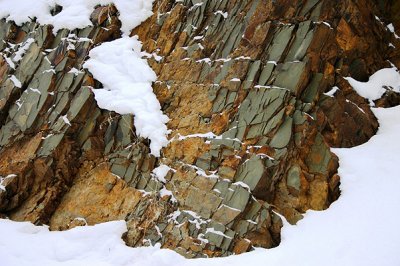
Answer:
1, 0, 399, 258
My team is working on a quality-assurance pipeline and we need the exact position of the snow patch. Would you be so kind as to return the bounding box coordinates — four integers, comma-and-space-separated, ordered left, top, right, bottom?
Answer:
324, 86, 339, 97
9, 75, 22, 88
83, 36, 169, 157
0, 0, 155, 35
152, 164, 172, 183
345, 67, 400, 105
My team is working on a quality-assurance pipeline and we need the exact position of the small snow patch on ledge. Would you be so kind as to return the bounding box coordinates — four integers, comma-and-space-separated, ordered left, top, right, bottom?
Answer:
345, 67, 400, 105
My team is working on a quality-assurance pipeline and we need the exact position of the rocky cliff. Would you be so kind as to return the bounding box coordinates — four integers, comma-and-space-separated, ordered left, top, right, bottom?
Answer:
0, 0, 399, 258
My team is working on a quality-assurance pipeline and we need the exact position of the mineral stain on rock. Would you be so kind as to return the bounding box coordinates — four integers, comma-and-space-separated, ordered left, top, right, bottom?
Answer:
1, 0, 400, 259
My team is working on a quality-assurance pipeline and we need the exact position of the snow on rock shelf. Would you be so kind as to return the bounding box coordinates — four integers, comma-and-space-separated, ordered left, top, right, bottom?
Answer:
83, 36, 169, 157
345, 67, 400, 105
0, 0, 154, 35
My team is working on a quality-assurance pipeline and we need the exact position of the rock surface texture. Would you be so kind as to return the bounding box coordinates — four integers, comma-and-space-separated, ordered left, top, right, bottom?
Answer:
1, 0, 399, 258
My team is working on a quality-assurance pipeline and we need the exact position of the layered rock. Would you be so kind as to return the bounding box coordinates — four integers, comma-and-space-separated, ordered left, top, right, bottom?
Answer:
0, 0, 399, 258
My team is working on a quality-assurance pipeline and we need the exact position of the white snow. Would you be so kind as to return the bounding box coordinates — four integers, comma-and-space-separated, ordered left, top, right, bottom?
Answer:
173, 132, 218, 141
214, 11, 228, 19
232, 181, 251, 192
12, 38, 35, 62
324, 86, 339, 97
1, 54, 15, 69
28, 88, 41, 94
9, 75, 22, 88
152, 164, 172, 183
345, 67, 400, 105
0, 220, 184, 266
387, 23, 400, 39
61, 115, 71, 126
205, 227, 232, 239
68, 67, 83, 76
0, 174, 17, 191
159, 187, 177, 203
0, 0, 154, 35
83, 36, 169, 157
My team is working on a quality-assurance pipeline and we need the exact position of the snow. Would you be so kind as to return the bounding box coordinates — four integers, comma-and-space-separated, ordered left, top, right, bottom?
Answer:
152, 164, 171, 183
83, 36, 169, 157
387, 23, 400, 39
9, 75, 22, 88
0, 220, 182, 266
345, 67, 400, 105
61, 115, 71, 126
12, 38, 35, 62
232, 181, 251, 192
0, 0, 154, 35
28, 88, 41, 94
0, 174, 17, 191
324, 86, 339, 97
205, 227, 232, 239
159, 187, 177, 203
173, 132, 218, 141
214, 11, 228, 19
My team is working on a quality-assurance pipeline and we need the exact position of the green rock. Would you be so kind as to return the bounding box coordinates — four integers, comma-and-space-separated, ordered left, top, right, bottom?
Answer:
205, 221, 227, 246
234, 155, 265, 190
286, 21, 313, 61
269, 117, 293, 148
258, 63, 276, 85
301, 73, 323, 103
212, 204, 241, 225
287, 165, 301, 191
306, 133, 332, 175
266, 25, 295, 62
293, 110, 306, 125
224, 185, 250, 212
38, 134, 64, 156
274, 60, 307, 94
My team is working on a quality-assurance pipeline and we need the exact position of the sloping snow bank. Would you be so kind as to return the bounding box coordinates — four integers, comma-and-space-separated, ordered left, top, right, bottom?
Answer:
0, 0, 153, 35
345, 67, 400, 104
83, 36, 169, 157
1, 105, 399, 266
0, 220, 181, 266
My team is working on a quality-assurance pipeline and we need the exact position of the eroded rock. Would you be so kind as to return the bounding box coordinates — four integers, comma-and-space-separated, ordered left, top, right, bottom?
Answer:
0, 0, 399, 258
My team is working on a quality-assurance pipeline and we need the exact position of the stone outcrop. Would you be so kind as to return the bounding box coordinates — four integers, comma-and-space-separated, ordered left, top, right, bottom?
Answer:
1, 0, 399, 258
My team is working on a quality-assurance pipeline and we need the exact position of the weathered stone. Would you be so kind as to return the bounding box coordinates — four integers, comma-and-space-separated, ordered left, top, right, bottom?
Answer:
269, 117, 293, 149
0, 0, 398, 259
234, 155, 264, 190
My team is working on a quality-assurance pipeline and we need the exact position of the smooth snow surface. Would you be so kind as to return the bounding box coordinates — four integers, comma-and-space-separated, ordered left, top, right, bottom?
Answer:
0, 0, 154, 35
83, 36, 169, 157
345, 67, 400, 104
1, 105, 400, 266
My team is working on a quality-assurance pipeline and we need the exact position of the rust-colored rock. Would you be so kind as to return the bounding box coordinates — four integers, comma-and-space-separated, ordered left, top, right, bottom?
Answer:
1, 0, 399, 259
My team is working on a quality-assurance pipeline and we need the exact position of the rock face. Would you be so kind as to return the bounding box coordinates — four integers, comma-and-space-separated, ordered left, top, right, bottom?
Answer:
0, 0, 399, 258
